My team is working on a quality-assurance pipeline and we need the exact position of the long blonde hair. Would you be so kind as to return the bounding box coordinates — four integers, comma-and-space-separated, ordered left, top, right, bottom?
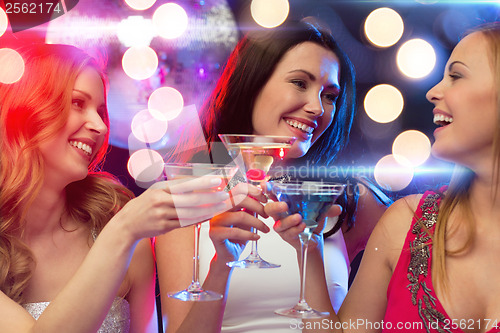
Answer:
433, 22, 500, 293
0, 44, 133, 303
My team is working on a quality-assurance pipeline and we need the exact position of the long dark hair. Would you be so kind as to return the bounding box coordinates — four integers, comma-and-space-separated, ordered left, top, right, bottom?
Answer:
200, 19, 356, 166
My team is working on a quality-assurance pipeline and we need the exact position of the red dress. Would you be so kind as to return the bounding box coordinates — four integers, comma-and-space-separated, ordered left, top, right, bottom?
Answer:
383, 190, 500, 333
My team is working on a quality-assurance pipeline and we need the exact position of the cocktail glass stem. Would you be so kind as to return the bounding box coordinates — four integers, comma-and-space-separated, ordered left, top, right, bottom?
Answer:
248, 226, 260, 260
296, 232, 312, 312
168, 222, 223, 301
226, 183, 280, 268
275, 231, 329, 318
190, 223, 202, 291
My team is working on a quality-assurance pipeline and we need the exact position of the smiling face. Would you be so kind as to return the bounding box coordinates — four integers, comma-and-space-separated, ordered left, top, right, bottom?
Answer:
426, 32, 498, 170
251, 42, 341, 159
39, 66, 108, 187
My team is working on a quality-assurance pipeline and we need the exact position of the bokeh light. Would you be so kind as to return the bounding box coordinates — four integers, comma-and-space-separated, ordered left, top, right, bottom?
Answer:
127, 148, 164, 183
124, 0, 156, 10
0, 49, 25, 84
250, 0, 289, 28
122, 46, 158, 80
374, 154, 414, 191
364, 7, 404, 47
117, 16, 156, 47
148, 87, 184, 121
392, 130, 431, 167
364, 84, 404, 123
397, 39, 436, 79
152, 3, 188, 39
0, 7, 8, 37
131, 109, 168, 143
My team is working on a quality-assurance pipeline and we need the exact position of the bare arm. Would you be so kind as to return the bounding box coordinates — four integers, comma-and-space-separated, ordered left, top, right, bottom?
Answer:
335, 195, 419, 332
157, 184, 268, 333
0, 177, 229, 332
266, 195, 420, 332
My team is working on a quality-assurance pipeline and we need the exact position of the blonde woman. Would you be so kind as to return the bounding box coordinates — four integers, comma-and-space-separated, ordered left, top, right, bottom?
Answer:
0, 43, 229, 332
266, 22, 500, 332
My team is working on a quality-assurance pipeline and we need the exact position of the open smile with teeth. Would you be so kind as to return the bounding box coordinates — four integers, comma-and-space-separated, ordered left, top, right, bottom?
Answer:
69, 140, 93, 156
285, 119, 314, 134
433, 114, 453, 127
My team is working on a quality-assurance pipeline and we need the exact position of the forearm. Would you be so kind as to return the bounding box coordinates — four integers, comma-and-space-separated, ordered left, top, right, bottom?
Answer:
176, 255, 232, 333
32, 222, 137, 333
302, 244, 343, 333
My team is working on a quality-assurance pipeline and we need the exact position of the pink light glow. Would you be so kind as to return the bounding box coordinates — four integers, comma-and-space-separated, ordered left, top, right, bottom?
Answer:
127, 148, 164, 182
0, 49, 25, 84
147, 86, 184, 121
131, 109, 168, 143
152, 3, 188, 39
122, 46, 158, 80
124, 0, 156, 11
0, 8, 8, 37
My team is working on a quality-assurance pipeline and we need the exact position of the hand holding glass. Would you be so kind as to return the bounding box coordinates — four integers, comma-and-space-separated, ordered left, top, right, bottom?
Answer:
218, 134, 296, 269
271, 181, 345, 318
162, 163, 237, 301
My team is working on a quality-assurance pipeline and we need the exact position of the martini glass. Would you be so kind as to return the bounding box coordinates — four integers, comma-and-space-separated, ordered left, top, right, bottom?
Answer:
270, 180, 345, 318
218, 134, 296, 269
163, 162, 238, 301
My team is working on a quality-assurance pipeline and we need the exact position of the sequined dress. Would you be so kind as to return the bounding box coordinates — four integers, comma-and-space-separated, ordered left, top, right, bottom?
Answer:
383, 190, 500, 333
23, 297, 130, 332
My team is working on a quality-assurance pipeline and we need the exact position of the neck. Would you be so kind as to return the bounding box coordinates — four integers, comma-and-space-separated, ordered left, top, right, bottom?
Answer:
24, 182, 67, 237
467, 170, 500, 222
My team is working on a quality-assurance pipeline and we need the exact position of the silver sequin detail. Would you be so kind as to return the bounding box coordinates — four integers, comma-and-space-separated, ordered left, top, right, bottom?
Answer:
407, 192, 451, 333
23, 297, 130, 332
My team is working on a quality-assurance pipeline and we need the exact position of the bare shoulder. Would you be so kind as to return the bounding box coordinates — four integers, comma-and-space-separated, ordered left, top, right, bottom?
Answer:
338, 193, 423, 321
369, 194, 422, 268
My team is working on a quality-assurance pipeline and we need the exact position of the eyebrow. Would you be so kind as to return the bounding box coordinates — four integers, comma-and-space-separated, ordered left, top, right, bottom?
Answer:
73, 89, 92, 99
288, 69, 341, 90
448, 61, 467, 72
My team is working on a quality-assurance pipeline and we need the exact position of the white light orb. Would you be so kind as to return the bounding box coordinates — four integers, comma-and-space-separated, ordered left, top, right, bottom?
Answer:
364, 84, 404, 123
122, 46, 158, 80
364, 7, 404, 47
131, 109, 168, 143
124, 0, 156, 10
117, 16, 155, 47
148, 87, 184, 121
397, 39, 436, 79
0, 48, 25, 84
250, 0, 289, 28
0, 8, 8, 37
127, 149, 164, 182
152, 3, 188, 39
374, 154, 414, 191
392, 130, 431, 167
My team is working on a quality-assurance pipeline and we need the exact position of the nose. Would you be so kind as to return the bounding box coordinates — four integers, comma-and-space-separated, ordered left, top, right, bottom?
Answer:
304, 91, 324, 117
425, 80, 443, 104
86, 109, 108, 135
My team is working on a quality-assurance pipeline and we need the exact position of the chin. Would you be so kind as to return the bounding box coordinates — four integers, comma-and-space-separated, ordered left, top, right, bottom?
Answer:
430, 144, 458, 164
287, 144, 309, 160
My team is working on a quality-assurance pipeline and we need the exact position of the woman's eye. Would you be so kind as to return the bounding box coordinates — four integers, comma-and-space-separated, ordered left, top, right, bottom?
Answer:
72, 99, 84, 109
449, 73, 462, 81
291, 80, 307, 89
322, 92, 338, 105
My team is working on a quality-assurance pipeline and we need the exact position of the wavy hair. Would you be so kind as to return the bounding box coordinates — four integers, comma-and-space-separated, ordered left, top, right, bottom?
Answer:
0, 44, 133, 303
432, 22, 500, 294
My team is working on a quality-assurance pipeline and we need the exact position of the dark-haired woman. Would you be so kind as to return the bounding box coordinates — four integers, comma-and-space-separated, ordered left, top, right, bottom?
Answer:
157, 19, 389, 333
